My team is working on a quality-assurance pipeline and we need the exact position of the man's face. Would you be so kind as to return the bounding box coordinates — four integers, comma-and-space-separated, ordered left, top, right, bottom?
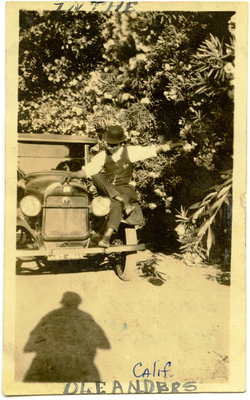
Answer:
106, 143, 122, 155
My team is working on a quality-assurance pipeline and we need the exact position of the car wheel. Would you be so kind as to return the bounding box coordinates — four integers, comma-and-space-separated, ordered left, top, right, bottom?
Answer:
114, 228, 138, 281
16, 226, 39, 273
16, 226, 38, 250
16, 258, 23, 274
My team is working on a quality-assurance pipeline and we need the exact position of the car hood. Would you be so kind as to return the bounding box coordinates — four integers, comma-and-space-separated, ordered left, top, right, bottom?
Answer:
18, 171, 87, 200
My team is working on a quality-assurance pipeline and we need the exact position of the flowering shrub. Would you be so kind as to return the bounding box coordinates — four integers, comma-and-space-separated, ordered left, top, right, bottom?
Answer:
175, 170, 232, 264
18, 11, 235, 262
174, 16, 235, 266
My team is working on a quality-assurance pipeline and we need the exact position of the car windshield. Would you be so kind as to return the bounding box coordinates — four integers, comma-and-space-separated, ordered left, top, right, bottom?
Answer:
18, 142, 86, 173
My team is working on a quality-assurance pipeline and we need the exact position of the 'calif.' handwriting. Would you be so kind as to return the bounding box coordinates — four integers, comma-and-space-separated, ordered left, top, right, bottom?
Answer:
133, 360, 172, 378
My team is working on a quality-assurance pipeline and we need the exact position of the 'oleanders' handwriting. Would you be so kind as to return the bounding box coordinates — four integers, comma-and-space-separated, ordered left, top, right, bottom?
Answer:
63, 380, 198, 394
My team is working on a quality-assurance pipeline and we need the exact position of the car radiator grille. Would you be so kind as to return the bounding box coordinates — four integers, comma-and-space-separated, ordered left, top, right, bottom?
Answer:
43, 195, 89, 240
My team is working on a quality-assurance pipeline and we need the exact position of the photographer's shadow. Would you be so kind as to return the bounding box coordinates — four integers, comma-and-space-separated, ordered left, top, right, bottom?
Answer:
23, 292, 110, 382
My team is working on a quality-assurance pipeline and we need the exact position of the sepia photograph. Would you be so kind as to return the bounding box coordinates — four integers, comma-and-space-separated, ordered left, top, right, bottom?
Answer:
3, 1, 247, 395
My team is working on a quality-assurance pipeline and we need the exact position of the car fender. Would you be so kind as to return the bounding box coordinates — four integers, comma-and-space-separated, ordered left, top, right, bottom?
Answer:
16, 215, 40, 245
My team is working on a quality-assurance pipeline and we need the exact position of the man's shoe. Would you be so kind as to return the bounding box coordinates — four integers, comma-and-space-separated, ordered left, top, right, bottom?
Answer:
98, 236, 110, 248
124, 203, 134, 216
91, 233, 102, 243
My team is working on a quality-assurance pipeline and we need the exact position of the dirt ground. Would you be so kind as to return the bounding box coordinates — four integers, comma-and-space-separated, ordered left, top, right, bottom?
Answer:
15, 250, 230, 390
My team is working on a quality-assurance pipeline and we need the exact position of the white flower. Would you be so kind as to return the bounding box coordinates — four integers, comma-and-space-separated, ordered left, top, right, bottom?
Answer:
72, 106, 83, 116
136, 53, 147, 62
182, 140, 197, 152
141, 97, 150, 104
130, 138, 139, 145
165, 89, 178, 100
104, 93, 112, 99
104, 39, 115, 50
183, 143, 194, 151
69, 79, 78, 86
175, 225, 186, 236
89, 71, 100, 79
224, 63, 235, 75
164, 63, 171, 71
129, 58, 137, 70
130, 130, 140, 136
122, 93, 131, 101
95, 88, 103, 96
148, 203, 157, 210
154, 188, 162, 196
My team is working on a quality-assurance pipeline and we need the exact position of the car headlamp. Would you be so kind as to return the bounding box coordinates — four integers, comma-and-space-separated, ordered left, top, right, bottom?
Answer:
91, 196, 111, 217
20, 195, 42, 217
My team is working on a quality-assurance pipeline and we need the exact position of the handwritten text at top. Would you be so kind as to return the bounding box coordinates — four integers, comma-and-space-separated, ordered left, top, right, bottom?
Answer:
54, 2, 138, 12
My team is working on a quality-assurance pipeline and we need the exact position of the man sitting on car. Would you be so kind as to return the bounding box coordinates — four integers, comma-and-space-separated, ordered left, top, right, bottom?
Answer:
66, 125, 182, 248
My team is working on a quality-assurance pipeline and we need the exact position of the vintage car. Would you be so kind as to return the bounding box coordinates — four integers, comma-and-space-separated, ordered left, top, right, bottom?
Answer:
16, 134, 145, 280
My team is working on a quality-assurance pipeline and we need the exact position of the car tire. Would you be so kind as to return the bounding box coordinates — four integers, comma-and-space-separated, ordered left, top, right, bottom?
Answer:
115, 228, 138, 281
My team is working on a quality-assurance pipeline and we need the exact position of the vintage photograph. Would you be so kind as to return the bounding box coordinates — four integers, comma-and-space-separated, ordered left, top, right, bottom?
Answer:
3, 1, 247, 395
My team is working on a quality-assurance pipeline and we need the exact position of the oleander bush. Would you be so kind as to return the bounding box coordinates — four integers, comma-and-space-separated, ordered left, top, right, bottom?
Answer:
18, 11, 235, 266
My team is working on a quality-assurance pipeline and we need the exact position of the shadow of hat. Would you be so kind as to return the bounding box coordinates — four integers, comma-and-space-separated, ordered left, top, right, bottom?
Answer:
60, 292, 82, 307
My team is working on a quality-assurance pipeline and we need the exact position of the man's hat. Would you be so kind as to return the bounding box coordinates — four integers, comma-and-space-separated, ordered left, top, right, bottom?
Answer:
103, 125, 127, 144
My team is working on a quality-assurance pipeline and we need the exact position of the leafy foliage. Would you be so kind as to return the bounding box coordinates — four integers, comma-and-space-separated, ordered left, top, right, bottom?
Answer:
173, 15, 235, 266
18, 11, 235, 265
175, 170, 232, 263
19, 11, 110, 100
137, 255, 166, 286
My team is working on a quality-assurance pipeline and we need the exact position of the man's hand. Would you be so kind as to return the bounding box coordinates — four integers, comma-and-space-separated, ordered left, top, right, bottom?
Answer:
168, 142, 183, 150
156, 142, 183, 154
61, 172, 75, 185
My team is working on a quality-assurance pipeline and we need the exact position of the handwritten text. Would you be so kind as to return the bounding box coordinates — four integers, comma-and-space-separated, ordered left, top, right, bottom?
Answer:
133, 360, 172, 378
54, 2, 138, 13
63, 380, 197, 394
